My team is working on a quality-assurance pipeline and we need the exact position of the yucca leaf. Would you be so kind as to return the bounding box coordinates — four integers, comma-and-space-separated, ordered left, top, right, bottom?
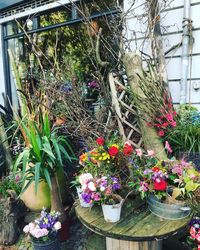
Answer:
34, 162, 41, 194
52, 138, 62, 166
43, 168, 52, 190
20, 177, 34, 195
59, 144, 72, 162
43, 113, 51, 138
42, 136, 56, 159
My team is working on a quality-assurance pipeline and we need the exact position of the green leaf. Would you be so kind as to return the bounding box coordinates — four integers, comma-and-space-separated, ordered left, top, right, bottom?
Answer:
59, 144, 72, 162
43, 168, 52, 190
20, 177, 34, 195
22, 148, 30, 175
42, 136, 56, 159
35, 162, 41, 194
43, 113, 51, 138
52, 138, 62, 166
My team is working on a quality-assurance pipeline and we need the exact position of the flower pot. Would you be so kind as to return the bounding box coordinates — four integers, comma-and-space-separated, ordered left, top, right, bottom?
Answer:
21, 168, 68, 211
147, 194, 191, 220
32, 238, 60, 250
76, 187, 92, 208
101, 201, 123, 223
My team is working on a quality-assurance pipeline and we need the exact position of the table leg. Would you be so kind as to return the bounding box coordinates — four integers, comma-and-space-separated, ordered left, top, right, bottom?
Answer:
106, 237, 162, 250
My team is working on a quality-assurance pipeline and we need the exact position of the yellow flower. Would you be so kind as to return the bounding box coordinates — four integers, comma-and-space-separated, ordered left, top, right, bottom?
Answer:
111, 144, 119, 148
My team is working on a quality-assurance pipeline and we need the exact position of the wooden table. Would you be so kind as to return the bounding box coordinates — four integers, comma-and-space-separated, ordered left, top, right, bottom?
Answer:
75, 197, 191, 250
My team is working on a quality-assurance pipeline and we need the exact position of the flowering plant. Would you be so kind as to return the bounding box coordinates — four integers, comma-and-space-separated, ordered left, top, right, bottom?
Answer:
23, 209, 61, 242
187, 217, 200, 250
79, 137, 133, 177
129, 150, 200, 200
78, 174, 121, 205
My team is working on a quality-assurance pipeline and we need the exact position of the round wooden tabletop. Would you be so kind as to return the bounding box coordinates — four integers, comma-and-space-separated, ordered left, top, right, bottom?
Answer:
75, 197, 191, 242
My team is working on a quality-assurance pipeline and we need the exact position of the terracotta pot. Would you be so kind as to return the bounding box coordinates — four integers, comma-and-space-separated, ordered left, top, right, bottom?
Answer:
21, 169, 68, 211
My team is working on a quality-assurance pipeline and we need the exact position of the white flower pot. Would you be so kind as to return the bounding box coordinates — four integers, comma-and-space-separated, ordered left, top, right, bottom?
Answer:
76, 187, 92, 208
101, 201, 123, 223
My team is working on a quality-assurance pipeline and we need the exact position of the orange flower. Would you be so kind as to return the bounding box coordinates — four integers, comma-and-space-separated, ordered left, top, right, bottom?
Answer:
79, 153, 88, 163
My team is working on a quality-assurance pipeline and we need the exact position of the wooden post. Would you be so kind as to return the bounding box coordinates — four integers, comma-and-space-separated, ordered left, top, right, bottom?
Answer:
123, 52, 167, 160
106, 237, 162, 250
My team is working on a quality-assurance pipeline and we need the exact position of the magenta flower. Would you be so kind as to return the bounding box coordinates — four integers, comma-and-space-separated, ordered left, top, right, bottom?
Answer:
165, 141, 173, 153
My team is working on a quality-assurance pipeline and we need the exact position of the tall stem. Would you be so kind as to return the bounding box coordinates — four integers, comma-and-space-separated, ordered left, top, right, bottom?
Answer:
50, 174, 66, 222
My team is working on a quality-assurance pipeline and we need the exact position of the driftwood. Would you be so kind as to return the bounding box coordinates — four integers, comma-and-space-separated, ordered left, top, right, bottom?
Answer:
123, 52, 167, 160
0, 192, 27, 245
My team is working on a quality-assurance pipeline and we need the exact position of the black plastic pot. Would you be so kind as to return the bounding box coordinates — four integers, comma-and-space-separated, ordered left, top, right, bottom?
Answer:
32, 238, 60, 250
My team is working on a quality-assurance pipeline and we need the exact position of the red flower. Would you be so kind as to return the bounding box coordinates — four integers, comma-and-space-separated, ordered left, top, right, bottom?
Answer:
96, 137, 105, 146
154, 179, 167, 191
108, 146, 119, 156
152, 166, 160, 172
123, 143, 133, 156
162, 122, 169, 127
158, 130, 165, 137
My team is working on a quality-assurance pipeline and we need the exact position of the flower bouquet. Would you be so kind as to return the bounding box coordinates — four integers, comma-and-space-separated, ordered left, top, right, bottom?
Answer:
129, 151, 200, 220
78, 174, 122, 222
23, 209, 61, 250
79, 137, 133, 178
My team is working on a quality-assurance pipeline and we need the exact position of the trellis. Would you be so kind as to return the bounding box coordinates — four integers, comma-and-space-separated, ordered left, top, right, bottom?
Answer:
108, 72, 143, 148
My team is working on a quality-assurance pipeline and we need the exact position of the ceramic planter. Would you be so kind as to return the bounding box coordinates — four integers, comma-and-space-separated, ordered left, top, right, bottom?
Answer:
76, 187, 92, 208
32, 238, 60, 250
101, 200, 123, 223
147, 194, 191, 220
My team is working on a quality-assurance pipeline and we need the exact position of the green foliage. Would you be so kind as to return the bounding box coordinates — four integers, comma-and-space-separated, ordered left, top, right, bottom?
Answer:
14, 113, 76, 194
165, 105, 200, 155
0, 174, 22, 198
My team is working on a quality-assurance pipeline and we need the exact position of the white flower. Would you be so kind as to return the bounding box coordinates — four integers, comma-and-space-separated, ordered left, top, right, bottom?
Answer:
88, 181, 96, 191
54, 221, 62, 231
28, 222, 35, 230
79, 173, 93, 185
81, 184, 87, 191
23, 225, 30, 234
100, 186, 105, 192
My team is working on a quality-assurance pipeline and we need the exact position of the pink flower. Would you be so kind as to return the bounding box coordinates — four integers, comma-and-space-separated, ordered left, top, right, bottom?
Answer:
196, 231, 200, 242
23, 225, 30, 234
54, 221, 62, 231
135, 149, 142, 158
79, 173, 93, 186
88, 181, 96, 191
170, 120, 177, 127
158, 130, 165, 137
165, 141, 173, 153
166, 113, 173, 121
190, 226, 196, 239
147, 150, 155, 157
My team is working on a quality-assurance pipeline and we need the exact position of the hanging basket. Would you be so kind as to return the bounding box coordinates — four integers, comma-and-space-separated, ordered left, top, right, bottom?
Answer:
147, 194, 191, 220
32, 238, 60, 250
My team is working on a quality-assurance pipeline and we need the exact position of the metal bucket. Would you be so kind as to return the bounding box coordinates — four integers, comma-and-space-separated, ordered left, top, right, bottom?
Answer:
147, 195, 191, 220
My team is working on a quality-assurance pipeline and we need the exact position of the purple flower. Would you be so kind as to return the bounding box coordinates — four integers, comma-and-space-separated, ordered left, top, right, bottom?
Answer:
87, 81, 99, 89
81, 193, 92, 204
143, 169, 153, 175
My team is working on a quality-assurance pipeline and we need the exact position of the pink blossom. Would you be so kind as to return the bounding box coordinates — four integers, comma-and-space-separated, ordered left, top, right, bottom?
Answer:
54, 221, 62, 231
170, 120, 177, 127
88, 181, 96, 191
165, 141, 173, 153
190, 226, 196, 239
158, 130, 165, 137
79, 173, 93, 186
147, 150, 155, 157
23, 225, 30, 234
166, 113, 173, 121
135, 149, 142, 158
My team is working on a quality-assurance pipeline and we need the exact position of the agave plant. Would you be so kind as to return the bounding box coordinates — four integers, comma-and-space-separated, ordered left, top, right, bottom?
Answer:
13, 112, 76, 220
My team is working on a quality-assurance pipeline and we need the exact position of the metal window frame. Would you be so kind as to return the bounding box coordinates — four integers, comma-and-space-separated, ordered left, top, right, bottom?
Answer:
1, 3, 119, 105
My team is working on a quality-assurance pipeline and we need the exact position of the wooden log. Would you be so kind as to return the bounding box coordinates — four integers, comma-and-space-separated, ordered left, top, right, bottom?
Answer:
106, 237, 162, 250
123, 52, 167, 160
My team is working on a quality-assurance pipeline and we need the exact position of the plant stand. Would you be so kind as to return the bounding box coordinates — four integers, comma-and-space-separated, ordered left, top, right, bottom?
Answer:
106, 237, 162, 250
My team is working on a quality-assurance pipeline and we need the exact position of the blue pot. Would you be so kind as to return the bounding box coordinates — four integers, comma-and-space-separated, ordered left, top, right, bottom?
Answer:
32, 238, 60, 250
147, 194, 191, 220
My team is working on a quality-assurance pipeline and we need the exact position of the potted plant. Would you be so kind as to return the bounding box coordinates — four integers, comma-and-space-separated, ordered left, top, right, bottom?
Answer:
80, 175, 122, 223
129, 153, 200, 220
23, 208, 61, 250
71, 173, 94, 208
14, 112, 76, 221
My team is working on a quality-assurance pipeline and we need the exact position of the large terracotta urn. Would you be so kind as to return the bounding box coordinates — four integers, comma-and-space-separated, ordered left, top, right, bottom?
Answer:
21, 169, 67, 211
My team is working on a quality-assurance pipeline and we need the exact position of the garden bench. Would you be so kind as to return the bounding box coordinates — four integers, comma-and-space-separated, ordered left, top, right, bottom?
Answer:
75, 197, 191, 250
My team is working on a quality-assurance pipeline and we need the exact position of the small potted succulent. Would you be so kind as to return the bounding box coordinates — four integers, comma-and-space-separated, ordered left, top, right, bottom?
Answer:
80, 175, 122, 223
23, 208, 61, 250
